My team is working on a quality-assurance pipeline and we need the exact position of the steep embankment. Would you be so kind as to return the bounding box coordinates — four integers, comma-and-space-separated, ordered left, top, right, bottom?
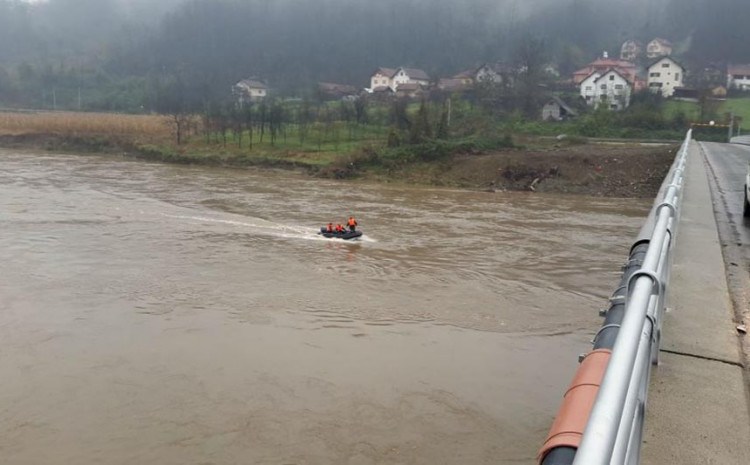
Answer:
354, 144, 676, 198
0, 133, 675, 198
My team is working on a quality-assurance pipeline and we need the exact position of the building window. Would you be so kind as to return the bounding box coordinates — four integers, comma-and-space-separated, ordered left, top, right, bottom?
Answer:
662, 63, 670, 68
601, 84, 607, 90
600, 95, 607, 101
675, 73, 680, 81
733, 75, 743, 79
615, 84, 623, 90
609, 75, 615, 81
611, 105, 618, 110
650, 72, 660, 77
585, 86, 592, 91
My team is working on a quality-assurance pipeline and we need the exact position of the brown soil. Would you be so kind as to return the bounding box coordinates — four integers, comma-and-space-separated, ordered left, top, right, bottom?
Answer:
362, 144, 677, 198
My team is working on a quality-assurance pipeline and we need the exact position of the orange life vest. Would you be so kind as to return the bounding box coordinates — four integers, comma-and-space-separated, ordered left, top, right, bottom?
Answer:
347, 218, 357, 227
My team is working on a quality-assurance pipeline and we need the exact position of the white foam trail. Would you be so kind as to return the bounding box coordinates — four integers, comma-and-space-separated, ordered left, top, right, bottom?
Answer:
161, 213, 371, 243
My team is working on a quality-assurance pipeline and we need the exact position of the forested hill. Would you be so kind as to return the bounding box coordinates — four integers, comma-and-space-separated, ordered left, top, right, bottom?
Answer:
1, 0, 749, 110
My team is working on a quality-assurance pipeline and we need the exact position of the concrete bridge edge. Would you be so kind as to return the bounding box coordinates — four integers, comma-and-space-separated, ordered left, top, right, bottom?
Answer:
640, 141, 750, 465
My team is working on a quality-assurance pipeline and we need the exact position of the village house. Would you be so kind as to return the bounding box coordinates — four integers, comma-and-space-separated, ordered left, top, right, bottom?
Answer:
437, 78, 472, 93
451, 63, 515, 87
369, 67, 430, 91
646, 38, 673, 59
395, 83, 426, 99
541, 96, 578, 121
711, 85, 728, 98
580, 68, 632, 110
572, 53, 638, 85
370, 68, 397, 91
369, 85, 396, 101
647, 56, 684, 98
318, 82, 358, 100
232, 78, 268, 103
453, 64, 499, 85
620, 40, 642, 62
727, 64, 750, 91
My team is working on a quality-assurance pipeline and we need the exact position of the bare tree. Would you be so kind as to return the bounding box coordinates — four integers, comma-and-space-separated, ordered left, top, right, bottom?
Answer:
513, 34, 548, 118
155, 75, 192, 145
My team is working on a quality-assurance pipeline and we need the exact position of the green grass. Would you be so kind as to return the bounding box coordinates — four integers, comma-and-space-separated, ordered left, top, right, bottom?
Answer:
184, 121, 390, 165
723, 98, 750, 131
664, 100, 702, 120
665, 97, 750, 130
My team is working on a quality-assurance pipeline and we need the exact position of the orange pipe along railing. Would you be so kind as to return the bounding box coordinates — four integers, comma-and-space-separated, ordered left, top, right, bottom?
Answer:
537, 349, 612, 464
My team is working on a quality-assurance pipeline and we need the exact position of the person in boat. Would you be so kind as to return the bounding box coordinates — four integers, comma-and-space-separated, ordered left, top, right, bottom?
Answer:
326, 222, 334, 233
347, 216, 358, 232
335, 224, 345, 234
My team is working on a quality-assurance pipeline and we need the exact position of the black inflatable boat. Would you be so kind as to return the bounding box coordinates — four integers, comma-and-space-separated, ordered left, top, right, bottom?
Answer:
318, 228, 363, 240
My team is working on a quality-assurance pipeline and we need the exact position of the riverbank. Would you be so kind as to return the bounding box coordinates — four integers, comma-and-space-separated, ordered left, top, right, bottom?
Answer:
0, 131, 675, 198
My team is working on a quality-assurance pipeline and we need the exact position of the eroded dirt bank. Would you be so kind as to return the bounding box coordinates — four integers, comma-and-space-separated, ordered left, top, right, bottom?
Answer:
0, 133, 676, 198
359, 144, 676, 198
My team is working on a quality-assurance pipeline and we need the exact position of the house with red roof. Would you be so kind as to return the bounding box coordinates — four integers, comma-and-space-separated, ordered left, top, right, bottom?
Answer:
580, 68, 633, 111
572, 53, 638, 85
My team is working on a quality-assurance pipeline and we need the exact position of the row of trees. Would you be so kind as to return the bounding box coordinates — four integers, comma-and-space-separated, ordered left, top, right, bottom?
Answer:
157, 72, 510, 149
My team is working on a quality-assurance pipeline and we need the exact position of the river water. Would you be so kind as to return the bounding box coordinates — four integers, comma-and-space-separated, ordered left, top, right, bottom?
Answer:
0, 150, 650, 464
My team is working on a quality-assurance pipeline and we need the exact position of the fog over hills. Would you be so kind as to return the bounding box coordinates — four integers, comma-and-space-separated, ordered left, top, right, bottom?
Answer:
1, 0, 748, 106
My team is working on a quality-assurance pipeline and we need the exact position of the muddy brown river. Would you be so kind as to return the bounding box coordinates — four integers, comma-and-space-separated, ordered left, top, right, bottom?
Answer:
0, 150, 651, 464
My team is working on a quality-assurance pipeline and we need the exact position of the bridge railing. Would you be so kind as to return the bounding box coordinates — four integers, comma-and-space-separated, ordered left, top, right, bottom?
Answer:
538, 130, 693, 465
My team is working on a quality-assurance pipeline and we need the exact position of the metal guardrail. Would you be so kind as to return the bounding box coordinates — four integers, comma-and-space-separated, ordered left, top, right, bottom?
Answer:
731, 135, 750, 146
538, 130, 693, 465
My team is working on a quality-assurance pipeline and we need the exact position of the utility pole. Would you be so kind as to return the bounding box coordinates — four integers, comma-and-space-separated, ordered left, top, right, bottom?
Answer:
728, 112, 734, 142
78, 87, 82, 110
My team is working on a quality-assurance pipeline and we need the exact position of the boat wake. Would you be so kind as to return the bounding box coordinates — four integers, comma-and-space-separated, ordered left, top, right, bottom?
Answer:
161, 213, 375, 243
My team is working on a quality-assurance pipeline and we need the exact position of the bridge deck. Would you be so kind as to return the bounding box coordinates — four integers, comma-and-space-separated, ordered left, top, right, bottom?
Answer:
641, 143, 750, 464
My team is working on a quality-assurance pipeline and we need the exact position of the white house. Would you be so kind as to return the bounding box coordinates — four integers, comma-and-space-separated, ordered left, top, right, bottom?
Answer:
395, 68, 430, 88
727, 64, 750, 91
580, 68, 632, 110
233, 79, 268, 103
647, 57, 685, 98
452, 63, 516, 89
370, 68, 397, 91
646, 38, 672, 59
580, 72, 601, 103
370, 67, 430, 91
453, 64, 500, 85
620, 40, 642, 61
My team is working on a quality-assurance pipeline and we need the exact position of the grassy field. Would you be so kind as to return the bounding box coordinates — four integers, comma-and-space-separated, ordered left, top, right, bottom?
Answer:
724, 98, 750, 131
0, 110, 392, 166
665, 97, 750, 131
